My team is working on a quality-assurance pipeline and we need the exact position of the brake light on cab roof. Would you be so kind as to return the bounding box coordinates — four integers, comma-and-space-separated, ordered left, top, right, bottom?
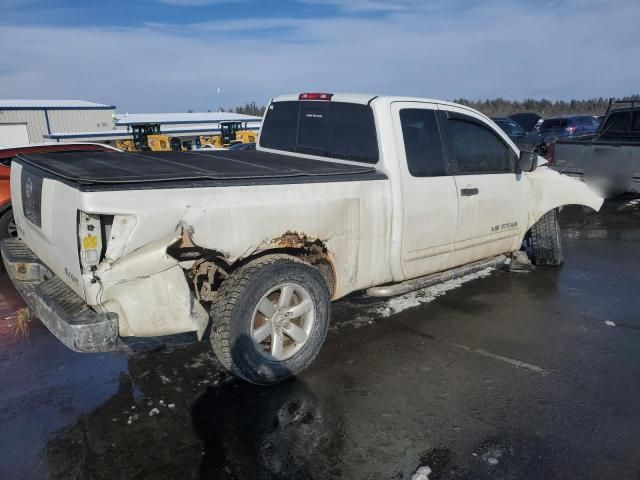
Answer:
299, 93, 333, 100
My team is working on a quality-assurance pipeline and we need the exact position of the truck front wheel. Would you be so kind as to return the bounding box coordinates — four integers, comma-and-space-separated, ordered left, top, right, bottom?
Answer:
210, 255, 330, 384
529, 209, 564, 266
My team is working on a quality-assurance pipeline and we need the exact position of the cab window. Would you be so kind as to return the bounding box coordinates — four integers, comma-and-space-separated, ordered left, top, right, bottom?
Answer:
399, 109, 447, 177
443, 114, 515, 174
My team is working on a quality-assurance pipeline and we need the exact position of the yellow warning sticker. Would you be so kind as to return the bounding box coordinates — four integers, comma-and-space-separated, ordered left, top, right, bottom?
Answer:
82, 235, 98, 250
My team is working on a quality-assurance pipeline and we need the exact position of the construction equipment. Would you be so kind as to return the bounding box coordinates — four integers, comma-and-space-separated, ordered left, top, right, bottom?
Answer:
132, 123, 161, 150
116, 123, 184, 152
116, 139, 136, 151
199, 121, 258, 149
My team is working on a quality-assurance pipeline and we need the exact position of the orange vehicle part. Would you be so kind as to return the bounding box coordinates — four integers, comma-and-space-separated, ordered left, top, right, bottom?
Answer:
0, 143, 118, 238
0, 165, 10, 210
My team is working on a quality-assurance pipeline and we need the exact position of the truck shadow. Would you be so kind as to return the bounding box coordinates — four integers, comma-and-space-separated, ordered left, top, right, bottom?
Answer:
43, 334, 344, 479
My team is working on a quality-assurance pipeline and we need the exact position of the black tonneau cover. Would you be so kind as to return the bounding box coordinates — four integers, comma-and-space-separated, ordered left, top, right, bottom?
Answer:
16, 149, 379, 187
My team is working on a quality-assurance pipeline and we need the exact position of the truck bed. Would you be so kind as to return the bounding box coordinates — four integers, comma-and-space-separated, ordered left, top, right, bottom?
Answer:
15, 149, 385, 191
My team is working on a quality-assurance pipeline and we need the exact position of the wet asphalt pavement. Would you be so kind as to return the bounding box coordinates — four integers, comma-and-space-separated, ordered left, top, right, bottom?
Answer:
1, 196, 639, 480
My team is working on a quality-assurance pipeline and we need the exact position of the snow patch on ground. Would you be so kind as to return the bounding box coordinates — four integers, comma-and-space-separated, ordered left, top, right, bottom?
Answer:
373, 267, 495, 318
618, 198, 640, 210
411, 466, 432, 480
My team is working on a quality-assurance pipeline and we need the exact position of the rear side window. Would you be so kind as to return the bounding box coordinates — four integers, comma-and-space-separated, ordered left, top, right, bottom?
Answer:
602, 111, 632, 133
259, 101, 378, 163
541, 118, 569, 130
258, 101, 298, 151
443, 116, 514, 174
399, 109, 446, 177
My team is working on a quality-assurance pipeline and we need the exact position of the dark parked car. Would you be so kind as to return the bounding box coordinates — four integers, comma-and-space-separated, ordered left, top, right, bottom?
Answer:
508, 112, 542, 133
491, 117, 545, 154
539, 115, 599, 142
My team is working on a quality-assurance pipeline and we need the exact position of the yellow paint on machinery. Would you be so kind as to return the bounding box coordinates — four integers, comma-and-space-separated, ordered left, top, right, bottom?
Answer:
116, 139, 136, 151
147, 134, 172, 151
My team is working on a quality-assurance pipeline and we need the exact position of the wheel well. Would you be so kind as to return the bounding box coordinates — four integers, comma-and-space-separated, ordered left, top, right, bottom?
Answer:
169, 229, 337, 302
0, 203, 11, 217
236, 248, 336, 297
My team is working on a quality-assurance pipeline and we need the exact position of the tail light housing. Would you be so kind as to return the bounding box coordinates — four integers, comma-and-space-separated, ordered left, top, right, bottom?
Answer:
299, 93, 333, 100
78, 212, 103, 273
78, 212, 135, 273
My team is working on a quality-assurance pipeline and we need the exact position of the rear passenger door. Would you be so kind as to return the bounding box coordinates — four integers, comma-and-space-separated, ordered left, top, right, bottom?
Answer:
392, 102, 459, 280
438, 106, 526, 266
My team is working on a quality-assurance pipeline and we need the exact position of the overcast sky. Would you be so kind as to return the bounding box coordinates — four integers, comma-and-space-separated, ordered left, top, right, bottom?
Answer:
0, 0, 638, 113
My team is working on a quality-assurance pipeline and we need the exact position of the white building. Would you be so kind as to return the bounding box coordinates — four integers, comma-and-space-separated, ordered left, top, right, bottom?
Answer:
0, 99, 262, 148
0, 99, 116, 147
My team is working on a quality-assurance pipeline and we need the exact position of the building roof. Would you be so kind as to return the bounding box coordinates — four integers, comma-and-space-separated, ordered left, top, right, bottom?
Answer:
115, 111, 261, 126
0, 99, 115, 110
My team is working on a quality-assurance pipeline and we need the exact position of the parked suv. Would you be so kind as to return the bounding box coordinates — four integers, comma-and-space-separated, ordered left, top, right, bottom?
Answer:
539, 115, 599, 142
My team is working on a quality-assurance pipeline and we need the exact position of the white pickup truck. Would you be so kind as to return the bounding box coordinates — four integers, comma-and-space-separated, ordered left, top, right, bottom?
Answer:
1, 93, 603, 384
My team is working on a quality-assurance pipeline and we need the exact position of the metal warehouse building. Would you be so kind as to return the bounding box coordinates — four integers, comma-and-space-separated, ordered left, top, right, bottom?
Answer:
0, 100, 116, 146
44, 111, 262, 146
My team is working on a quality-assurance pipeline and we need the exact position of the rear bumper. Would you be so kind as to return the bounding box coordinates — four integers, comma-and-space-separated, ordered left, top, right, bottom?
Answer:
1, 238, 119, 352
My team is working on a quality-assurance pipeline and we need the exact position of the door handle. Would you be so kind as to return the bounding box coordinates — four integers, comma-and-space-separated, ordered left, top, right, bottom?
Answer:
460, 187, 479, 196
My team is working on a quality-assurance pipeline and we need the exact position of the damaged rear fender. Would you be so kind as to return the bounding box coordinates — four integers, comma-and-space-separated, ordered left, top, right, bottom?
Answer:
89, 224, 209, 339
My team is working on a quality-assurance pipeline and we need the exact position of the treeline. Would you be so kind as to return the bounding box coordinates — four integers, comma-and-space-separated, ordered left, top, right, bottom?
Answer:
453, 95, 640, 118
219, 103, 266, 116
213, 95, 640, 119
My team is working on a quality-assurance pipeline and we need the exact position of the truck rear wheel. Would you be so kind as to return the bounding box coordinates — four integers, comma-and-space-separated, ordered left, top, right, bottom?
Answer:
210, 255, 330, 384
0, 209, 17, 240
529, 209, 564, 266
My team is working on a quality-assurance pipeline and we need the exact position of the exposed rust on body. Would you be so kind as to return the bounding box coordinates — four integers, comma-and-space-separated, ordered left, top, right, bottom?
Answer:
272, 231, 309, 249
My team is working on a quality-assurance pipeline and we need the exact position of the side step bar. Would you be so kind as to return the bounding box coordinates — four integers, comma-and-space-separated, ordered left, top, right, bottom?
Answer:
366, 254, 507, 298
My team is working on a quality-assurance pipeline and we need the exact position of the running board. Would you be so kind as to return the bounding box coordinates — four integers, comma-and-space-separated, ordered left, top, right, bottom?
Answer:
366, 255, 507, 298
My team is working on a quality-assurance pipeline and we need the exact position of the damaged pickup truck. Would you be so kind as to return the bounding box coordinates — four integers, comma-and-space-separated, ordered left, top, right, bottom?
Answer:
1, 93, 603, 384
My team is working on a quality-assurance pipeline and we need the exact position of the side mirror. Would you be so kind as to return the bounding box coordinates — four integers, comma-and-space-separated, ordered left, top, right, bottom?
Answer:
516, 151, 538, 174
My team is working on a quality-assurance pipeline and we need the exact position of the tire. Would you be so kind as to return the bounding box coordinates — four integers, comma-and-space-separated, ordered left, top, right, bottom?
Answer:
529, 209, 564, 266
0, 209, 16, 240
210, 255, 330, 384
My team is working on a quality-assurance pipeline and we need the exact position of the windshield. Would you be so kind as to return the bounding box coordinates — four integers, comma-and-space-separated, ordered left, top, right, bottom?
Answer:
540, 118, 569, 130
495, 120, 525, 136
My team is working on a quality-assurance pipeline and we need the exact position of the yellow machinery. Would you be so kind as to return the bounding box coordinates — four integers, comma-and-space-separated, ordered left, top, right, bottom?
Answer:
199, 134, 224, 149
116, 121, 256, 152
236, 129, 257, 144
147, 134, 171, 151
116, 124, 185, 152
116, 139, 136, 151
199, 121, 257, 149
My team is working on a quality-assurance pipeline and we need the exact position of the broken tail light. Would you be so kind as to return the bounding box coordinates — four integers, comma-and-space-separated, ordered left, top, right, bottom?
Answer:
78, 212, 103, 273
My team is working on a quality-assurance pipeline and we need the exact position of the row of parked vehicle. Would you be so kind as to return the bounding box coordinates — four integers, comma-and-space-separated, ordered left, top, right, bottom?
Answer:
491, 113, 601, 152
491, 100, 639, 197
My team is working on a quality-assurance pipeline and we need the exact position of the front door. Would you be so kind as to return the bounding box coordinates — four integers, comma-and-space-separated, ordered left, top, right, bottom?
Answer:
437, 106, 525, 266
392, 102, 459, 280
